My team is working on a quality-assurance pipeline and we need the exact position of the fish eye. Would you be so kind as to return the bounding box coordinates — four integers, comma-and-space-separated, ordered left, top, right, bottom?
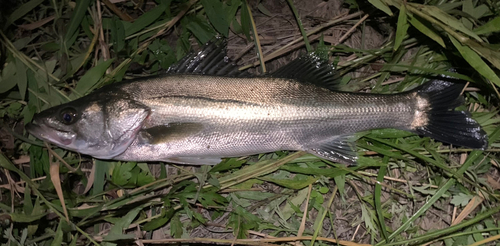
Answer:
59, 107, 78, 125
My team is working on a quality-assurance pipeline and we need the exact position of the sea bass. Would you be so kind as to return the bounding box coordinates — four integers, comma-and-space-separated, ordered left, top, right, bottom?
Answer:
26, 41, 488, 165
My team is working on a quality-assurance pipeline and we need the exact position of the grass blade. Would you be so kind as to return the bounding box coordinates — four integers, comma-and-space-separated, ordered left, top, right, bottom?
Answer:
382, 205, 500, 245
214, 152, 306, 190
201, 0, 230, 37
63, 0, 91, 48
474, 16, 500, 35
7, 0, 45, 25
286, 0, 311, 53
411, 3, 482, 42
375, 158, 389, 241
14, 58, 28, 100
242, 0, 266, 73
124, 2, 168, 36
49, 152, 69, 223
309, 186, 337, 246
368, 0, 393, 16
377, 151, 483, 244
449, 35, 500, 92
394, 4, 409, 51
407, 15, 445, 47
73, 59, 115, 97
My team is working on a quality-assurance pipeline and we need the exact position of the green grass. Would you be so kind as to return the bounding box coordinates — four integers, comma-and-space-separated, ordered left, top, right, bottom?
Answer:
0, 0, 499, 245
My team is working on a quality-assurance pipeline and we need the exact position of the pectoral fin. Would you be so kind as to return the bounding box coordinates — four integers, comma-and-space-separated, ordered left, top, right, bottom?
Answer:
307, 135, 358, 165
139, 122, 204, 144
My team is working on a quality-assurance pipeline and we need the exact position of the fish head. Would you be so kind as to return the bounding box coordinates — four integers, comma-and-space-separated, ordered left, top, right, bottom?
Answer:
26, 95, 150, 159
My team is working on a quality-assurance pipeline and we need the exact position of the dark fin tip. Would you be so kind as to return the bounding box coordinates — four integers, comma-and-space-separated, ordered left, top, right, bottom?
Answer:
271, 53, 340, 91
166, 37, 251, 77
414, 78, 488, 149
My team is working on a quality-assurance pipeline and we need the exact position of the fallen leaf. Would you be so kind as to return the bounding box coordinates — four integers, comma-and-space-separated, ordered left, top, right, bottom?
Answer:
487, 174, 500, 190
17, 16, 55, 30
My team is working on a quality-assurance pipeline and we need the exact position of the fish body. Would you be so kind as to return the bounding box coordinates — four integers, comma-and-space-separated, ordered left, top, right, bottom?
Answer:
113, 74, 416, 163
26, 41, 488, 165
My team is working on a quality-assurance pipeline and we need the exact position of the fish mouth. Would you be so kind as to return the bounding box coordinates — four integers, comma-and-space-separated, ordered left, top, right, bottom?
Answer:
26, 121, 75, 146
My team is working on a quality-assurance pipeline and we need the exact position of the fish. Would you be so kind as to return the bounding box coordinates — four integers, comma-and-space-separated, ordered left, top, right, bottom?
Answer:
26, 40, 488, 165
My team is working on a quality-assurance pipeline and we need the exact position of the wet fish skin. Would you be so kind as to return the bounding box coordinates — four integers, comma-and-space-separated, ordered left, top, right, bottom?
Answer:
26, 40, 488, 165
111, 74, 417, 164
26, 73, 486, 165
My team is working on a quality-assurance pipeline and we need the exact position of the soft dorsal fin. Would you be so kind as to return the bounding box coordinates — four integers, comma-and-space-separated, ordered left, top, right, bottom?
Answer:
271, 53, 340, 91
166, 38, 249, 77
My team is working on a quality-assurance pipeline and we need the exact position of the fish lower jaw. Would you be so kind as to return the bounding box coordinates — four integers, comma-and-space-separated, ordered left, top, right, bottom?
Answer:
26, 123, 75, 146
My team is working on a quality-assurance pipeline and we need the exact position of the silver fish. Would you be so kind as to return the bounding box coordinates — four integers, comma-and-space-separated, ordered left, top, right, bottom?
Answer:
26, 40, 488, 165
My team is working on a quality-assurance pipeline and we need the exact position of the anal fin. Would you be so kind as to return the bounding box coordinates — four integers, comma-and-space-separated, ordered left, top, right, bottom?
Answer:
306, 135, 358, 165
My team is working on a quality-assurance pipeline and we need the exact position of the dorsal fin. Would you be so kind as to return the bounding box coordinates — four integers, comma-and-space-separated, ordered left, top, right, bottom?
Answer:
271, 53, 340, 91
166, 38, 250, 77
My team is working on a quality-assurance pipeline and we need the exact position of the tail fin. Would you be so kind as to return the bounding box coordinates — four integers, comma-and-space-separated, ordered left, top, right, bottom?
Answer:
412, 79, 488, 149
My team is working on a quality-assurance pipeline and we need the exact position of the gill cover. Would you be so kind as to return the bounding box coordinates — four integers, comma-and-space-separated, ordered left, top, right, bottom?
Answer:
27, 95, 150, 160
100, 99, 150, 158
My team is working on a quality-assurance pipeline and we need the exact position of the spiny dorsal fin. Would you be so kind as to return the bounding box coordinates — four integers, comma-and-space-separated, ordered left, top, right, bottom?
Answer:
271, 53, 340, 91
167, 38, 250, 77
